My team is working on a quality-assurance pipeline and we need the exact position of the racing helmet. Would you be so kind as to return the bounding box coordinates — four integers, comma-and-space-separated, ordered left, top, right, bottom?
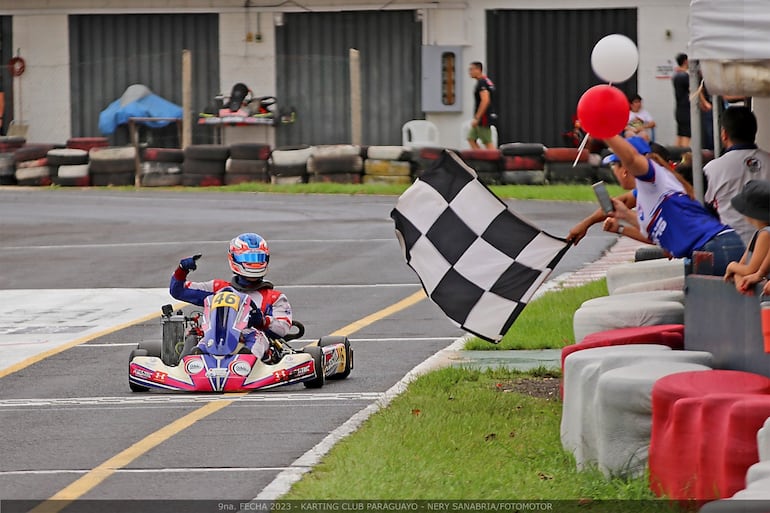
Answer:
228, 233, 270, 279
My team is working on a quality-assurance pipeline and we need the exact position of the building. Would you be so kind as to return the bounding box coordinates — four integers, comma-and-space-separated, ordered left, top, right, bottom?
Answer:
0, 1, 693, 149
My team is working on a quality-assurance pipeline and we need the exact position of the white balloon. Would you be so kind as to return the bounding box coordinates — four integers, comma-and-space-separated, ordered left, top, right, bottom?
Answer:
591, 34, 639, 83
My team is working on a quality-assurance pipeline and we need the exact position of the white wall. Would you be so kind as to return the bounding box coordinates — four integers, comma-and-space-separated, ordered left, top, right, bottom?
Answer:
10, 14, 71, 144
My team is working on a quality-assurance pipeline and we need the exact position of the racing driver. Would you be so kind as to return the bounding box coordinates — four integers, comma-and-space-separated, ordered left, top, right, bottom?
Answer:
169, 232, 293, 362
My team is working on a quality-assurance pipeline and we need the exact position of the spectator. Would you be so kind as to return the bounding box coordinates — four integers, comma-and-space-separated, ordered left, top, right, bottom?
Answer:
672, 53, 691, 148
600, 135, 745, 276
725, 181, 770, 294
565, 138, 671, 246
467, 61, 497, 149
624, 94, 656, 142
704, 106, 770, 246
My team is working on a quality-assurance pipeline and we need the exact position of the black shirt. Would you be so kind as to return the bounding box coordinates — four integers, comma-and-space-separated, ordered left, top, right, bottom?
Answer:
474, 76, 497, 127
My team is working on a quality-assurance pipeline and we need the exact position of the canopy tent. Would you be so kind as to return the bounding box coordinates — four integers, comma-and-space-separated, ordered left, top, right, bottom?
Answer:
98, 84, 183, 135
690, 0, 770, 97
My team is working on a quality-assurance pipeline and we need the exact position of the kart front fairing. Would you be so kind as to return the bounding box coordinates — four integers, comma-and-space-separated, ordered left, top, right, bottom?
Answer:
197, 289, 252, 356
128, 351, 316, 392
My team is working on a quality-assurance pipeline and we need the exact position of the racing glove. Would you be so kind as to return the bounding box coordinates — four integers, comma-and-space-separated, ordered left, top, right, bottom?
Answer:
179, 254, 202, 272
248, 306, 266, 330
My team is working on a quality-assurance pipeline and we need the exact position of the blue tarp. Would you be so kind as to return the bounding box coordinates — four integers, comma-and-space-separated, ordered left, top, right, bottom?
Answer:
98, 85, 183, 135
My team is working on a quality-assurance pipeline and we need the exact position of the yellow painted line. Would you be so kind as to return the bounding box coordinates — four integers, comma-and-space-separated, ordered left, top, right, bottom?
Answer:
330, 289, 426, 336
27, 396, 245, 513
27, 290, 426, 507
0, 301, 188, 380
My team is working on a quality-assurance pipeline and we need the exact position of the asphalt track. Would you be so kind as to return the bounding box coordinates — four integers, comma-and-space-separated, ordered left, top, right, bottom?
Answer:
0, 188, 616, 505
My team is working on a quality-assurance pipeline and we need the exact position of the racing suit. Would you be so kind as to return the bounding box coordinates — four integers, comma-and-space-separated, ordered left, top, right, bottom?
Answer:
169, 267, 293, 360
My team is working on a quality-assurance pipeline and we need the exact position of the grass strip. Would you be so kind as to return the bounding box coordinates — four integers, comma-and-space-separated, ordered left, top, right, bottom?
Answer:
66, 183, 626, 202
283, 366, 660, 501
464, 279, 609, 351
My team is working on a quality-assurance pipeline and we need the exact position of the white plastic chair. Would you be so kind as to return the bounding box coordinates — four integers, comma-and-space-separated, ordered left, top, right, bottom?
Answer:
460, 119, 498, 149
401, 120, 439, 149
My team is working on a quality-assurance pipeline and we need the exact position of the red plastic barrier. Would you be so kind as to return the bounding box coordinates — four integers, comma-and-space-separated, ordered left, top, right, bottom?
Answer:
649, 370, 770, 501
720, 396, 770, 497
562, 324, 684, 374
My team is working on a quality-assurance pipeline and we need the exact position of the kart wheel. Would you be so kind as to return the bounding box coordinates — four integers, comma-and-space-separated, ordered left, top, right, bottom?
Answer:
128, 349, 150, 393
318, 336, 352, 380
302, 346, 326, 389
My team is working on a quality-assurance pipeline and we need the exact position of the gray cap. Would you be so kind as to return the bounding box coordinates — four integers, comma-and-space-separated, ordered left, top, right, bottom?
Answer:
731, 179, 770, 223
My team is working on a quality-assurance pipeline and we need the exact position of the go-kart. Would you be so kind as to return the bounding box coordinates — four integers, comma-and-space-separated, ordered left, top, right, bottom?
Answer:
128, 288, 352, 393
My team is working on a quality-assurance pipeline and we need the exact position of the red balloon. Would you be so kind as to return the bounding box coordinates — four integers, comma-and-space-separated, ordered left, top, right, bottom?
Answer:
576, 84, 629, 139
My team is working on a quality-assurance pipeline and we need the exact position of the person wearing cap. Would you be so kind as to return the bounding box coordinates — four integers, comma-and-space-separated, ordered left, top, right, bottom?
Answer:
724, 180, 770, 294
703, 106, 770, 246
566, 137, 674, 246
601, 135, 745, 276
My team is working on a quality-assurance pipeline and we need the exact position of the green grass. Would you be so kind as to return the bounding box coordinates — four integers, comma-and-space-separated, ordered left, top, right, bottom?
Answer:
280, 279, 667, 503
74, 182, 625, 202
465, 279, 609, 351
283, 366, 659, 501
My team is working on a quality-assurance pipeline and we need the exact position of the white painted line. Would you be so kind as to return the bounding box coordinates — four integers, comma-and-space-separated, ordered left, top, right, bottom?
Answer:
0, 467, 299, 477
0, 392, 384, 409
1, 239, 394, 251
79, 336, 458, 348
253, 334, 472, 501
0, 288, 174, 373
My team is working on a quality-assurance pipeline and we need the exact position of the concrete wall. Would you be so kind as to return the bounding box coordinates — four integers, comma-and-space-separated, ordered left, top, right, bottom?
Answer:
10, 14, 71, 144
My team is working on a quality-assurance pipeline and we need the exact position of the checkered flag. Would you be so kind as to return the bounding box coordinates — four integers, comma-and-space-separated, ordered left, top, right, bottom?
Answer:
391, 150, 570, 343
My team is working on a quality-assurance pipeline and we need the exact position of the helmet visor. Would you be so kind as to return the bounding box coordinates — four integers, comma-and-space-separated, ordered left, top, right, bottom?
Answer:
232, 252, 268, 264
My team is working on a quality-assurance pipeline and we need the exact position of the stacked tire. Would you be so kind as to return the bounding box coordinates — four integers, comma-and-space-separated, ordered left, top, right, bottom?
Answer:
15, 144, 56, 186
225, 143, 271, 185
459, 149, 503, 185
0, 152, 16, 185
363, 146, 413, 185
0, 136, 26, 154
499, 143, 547, 185
182, 144, 229, 187
89, 146, 136, 186
269, 145, 313, 184
413, 146, 447, 177
307, 145, 363, 184
141, 148, 183, 187
66, 137, 109, 152
48, 148, 90, 186
543, 147, 594, 184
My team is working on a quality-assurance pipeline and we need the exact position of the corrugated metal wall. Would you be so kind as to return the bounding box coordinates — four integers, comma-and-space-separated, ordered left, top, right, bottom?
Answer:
487, 8, 637, 147
275, 10, 422, 147
69, 13, 220, 145
0, 17, 12, 136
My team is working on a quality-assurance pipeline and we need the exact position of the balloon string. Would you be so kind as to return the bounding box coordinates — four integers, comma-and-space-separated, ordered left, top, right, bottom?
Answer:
573, 132, 590, 167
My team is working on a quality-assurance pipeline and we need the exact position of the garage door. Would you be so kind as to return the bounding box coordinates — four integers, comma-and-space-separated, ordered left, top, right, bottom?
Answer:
276, 10, 422, 147
487, 9, 637, 147
69, 13, 219, 145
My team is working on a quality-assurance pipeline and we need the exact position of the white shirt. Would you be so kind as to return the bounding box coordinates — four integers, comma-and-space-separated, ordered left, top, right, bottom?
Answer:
704, 145, 770, 245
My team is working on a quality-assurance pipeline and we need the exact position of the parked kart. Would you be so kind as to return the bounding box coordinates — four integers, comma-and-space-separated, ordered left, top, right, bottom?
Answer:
128, 288, 352, 393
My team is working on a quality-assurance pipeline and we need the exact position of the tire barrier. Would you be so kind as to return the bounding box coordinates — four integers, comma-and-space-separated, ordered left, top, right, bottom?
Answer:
269, 145, 313, 184
88, 146, 136, 186
66, 137, 109, 152
363, 149, 413, 186
0, 136, 26, 153
228, 143, 271, 161
54, 164, 90, 187
182, 144, 229, 187
307, 147, 363, 183
0, 153, 15, 185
